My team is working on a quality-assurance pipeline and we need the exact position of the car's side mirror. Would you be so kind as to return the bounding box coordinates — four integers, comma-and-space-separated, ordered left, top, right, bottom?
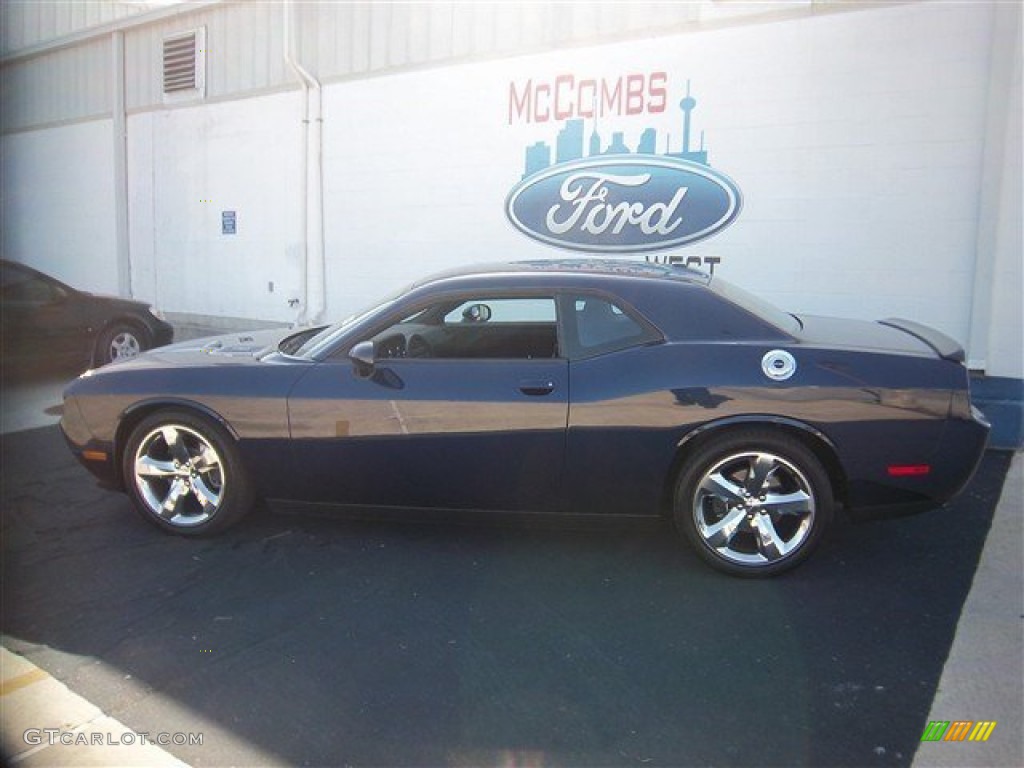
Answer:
462, 303, 492, 323
349, 340, 375, 377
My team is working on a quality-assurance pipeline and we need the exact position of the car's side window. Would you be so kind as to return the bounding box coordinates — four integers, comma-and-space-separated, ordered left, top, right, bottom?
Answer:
562, 294, 659, 358
371, 296, 560, 360
0, 265, 64, 304
442, 298, 556, 325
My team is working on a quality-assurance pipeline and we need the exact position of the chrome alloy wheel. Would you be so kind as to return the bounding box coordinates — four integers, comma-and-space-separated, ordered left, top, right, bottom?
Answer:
109, 330, 142, 361
692, 450, 815, 566
132, 424, 225, 527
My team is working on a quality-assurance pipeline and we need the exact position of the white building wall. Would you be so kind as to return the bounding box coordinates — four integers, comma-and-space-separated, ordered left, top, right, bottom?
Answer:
0, 36, 110, 134
985, 69, 1022, 379
968, 2, 1022, 380
0, 0, 1019, 383
0, 0, 143, 56
0, 119, 119, 293
320, 1, 997, 352
126, 90, 305, 322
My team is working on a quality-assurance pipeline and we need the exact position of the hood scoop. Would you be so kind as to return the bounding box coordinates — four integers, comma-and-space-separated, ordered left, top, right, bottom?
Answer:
200, 336, 269, 357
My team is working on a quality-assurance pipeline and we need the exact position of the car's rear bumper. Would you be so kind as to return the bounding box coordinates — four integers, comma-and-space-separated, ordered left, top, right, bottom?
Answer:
845, 405, 990, 520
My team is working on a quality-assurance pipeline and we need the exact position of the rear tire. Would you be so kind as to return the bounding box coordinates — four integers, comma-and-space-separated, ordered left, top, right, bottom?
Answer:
674, 430, 833, 577
122, 409, 253, 536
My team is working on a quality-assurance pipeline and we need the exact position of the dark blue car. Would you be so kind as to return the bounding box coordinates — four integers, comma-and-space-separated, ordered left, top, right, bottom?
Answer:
60, 260, 988, 576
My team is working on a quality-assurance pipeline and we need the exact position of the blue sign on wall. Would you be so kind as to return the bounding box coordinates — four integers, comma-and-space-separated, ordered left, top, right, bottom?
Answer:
222, 210, 237, 235
506, 156, 741, 253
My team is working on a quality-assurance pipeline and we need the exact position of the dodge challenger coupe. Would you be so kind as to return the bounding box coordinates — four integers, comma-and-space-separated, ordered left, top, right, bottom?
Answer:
61, 260, 989, 576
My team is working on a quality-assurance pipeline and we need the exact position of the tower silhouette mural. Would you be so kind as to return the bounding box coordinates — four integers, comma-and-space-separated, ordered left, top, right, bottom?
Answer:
522, 78, 710, 178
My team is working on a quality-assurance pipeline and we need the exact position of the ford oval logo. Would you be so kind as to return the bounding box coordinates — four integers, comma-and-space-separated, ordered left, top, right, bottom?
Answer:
506, 156, 742, 253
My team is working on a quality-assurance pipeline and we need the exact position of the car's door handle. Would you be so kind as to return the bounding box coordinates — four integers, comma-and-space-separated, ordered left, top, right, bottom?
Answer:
519, 380, 556, 396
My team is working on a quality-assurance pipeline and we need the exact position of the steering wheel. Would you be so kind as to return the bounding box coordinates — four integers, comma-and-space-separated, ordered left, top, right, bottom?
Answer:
376, 334, 406, 359
406, 334, 433, 358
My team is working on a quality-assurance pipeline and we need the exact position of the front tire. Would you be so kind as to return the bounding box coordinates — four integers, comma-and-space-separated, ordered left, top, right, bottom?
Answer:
123, 409, 254, 536
674, 430, 833, 577
96, 322, 148, 366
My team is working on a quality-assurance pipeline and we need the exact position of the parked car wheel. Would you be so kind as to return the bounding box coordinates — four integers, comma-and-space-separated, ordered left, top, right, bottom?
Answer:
675, 430, 834, 577
96, 322, 148, 366
123, 410, 254, 536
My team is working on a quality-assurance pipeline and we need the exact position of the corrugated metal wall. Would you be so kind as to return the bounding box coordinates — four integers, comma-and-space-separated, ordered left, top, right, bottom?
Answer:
293, 1, 704, 78
2, 0, 823, 133
1, 38, 111, 132
0, 0, 141, 55
121, 0, 706, 109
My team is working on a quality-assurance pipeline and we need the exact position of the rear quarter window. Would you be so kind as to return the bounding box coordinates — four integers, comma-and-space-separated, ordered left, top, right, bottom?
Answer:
624, 280, 794, 342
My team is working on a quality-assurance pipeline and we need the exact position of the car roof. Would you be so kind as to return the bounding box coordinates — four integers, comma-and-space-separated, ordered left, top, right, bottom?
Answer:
408, 258, 712, 291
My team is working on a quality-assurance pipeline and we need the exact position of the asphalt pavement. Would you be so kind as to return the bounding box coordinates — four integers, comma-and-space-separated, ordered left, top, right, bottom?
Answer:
0, 367, 1021, 767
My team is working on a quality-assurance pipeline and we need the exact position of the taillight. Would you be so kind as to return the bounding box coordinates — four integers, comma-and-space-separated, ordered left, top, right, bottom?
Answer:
887, 464, 931, 477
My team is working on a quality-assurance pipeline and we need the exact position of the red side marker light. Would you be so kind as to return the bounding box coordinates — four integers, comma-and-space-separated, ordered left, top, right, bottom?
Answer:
887, 464, 931, 477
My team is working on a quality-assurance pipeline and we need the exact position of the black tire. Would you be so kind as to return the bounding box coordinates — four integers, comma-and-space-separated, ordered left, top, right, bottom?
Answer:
674, 429, 833, 577
122, 409, 254, 536
95, 322, 149, 366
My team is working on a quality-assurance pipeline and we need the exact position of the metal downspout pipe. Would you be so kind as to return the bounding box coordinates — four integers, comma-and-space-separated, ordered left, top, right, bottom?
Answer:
112, 30, 131, 299
282, 0, 326, 326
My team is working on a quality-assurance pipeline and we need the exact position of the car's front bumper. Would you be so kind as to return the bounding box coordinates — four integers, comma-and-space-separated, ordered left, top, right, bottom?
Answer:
60, 393, 120, 489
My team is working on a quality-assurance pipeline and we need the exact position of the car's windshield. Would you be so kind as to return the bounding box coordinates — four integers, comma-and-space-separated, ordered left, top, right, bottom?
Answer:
709, 277, 802, 334
276, 326, 327, 356
284, 286, 408, 359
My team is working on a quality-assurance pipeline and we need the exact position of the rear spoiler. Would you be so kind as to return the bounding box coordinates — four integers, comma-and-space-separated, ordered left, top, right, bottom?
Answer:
878, 318, 965, 363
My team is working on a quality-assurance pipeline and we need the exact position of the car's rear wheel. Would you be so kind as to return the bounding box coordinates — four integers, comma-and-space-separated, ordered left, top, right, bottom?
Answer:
123, 409, 253, 536
96, 322, 148, 366
674, 430, 833, 577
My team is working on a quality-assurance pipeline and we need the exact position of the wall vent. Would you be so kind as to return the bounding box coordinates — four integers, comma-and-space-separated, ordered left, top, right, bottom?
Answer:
162, 27, 206, 99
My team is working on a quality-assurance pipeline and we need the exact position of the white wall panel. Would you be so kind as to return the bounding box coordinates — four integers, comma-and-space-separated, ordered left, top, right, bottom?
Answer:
126, 90, 304, 321
0, 119, 118, 293
123, 3, 287, 112
0, 37, 110, 132
1, 0, 140, 56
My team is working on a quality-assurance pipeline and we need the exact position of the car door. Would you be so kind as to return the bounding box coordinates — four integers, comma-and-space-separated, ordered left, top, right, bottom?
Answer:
560, 292, 671, 517
286, 294, 569, 513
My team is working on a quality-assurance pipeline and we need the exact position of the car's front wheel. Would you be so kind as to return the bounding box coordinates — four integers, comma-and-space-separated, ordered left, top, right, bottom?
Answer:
674, 430, 833, 577
123, 409, 253, 536
96, 322, 149, 366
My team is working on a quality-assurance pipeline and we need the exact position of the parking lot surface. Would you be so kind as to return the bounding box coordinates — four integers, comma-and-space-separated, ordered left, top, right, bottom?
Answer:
0, 417, 1015, 766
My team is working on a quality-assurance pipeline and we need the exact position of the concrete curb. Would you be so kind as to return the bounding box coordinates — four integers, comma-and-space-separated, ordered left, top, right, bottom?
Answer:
1, 646, 186, 767
911, 451, 1024, 767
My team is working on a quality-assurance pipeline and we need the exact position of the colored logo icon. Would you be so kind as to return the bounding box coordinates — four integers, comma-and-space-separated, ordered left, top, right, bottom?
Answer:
920, 720, 997, 742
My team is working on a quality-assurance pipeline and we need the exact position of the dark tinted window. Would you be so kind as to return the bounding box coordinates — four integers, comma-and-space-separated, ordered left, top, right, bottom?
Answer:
562, 294, 659, 358
709, 277, 801, 334
370, 296, 559, 360
0, 264, 65, 303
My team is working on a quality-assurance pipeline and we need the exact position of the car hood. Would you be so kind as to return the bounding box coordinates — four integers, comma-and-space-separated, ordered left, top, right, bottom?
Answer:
80, 291, 155, 314
795, 315, 948, 359
95, 328, 301, 371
